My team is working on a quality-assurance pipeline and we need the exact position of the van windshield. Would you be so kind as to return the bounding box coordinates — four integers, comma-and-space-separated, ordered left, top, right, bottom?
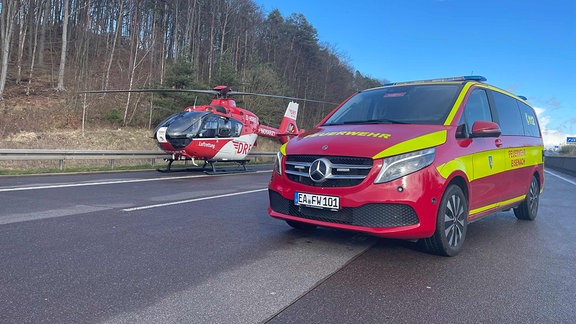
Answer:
323, 84, 462, 125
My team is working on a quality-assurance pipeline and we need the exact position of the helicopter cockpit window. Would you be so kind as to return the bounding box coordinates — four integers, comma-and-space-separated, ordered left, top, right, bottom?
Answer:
233, 121, 243, 137
198, 115, 219, 138
218, 118, 243, 137
218, 118, 232, 137
196, 115, 242, 138
158, 111, 207, 137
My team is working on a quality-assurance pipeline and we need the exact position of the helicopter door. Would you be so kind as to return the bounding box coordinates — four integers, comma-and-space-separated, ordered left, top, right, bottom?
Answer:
217, 118, 232, 137
216, 118, 243, 137
198, 115, 243, 139
198, 116, 218, 138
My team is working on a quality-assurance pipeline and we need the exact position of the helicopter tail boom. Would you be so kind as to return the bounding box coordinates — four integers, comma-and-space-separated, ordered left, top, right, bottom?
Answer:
257, 102, 300, 144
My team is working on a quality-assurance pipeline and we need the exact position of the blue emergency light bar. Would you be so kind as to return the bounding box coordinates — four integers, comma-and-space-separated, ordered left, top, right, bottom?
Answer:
383, 75, 487, 86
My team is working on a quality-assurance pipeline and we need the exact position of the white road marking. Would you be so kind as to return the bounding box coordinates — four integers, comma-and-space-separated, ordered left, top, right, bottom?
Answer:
0, 170, 271, 192
545, 169, 576, 186
0, 205, 112, 225
123, 188, 268, 212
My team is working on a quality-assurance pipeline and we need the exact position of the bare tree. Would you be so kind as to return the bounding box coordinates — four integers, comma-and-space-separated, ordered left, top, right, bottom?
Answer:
55, 0, 69, 91
207, 2, 216, 83
218, 0, 232, 74
28, 0, 46, 86
104, 0, 123, 90
37, 0, 50, 66
123, 0, 151, 125
0, 0, 20, 99
15, 0, 29, 84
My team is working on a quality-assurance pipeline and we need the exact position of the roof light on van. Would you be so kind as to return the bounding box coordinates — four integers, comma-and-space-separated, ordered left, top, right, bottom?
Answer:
517, 95, 528, 100
461, 75, 487, 81
383, 75, 487, 86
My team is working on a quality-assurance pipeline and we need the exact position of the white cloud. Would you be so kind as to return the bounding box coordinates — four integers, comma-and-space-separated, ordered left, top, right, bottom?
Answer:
534, 106, 575, 148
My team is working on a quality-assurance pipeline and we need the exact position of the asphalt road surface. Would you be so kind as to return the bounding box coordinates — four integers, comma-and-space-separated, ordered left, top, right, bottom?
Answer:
0, 166, 575, 323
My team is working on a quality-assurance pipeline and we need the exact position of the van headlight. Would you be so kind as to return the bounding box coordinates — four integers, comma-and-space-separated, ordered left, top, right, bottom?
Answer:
374, 147, 436, 183
273, 151, 284, 175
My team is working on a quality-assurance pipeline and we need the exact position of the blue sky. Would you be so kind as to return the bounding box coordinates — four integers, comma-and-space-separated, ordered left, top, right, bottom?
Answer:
255, 0, 576, 148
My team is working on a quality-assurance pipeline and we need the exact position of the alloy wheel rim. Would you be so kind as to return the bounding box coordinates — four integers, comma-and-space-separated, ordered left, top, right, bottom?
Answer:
528, 178, 539, 216
444, 194, 465, 247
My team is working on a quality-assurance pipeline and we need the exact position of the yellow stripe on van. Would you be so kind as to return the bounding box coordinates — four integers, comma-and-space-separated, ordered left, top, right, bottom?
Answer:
471, 150, 508, 179
507, 146, 544, 170
436, 145, 543, 181
444, 83, 477, 125
436, 155, 475, 180
469, 195, 526, 216
372, 130, 447, 159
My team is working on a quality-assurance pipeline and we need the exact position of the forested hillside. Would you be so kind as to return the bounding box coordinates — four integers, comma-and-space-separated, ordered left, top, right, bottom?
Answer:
0, 0, 383, 142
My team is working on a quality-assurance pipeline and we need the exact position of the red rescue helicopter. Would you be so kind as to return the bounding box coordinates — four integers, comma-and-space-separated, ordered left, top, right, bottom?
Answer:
82, 86, 335, 173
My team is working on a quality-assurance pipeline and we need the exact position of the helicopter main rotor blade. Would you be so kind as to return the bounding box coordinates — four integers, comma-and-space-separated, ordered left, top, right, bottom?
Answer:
228, 91, 338, 105
79, 88, 338, 105
79, 89, 219, 95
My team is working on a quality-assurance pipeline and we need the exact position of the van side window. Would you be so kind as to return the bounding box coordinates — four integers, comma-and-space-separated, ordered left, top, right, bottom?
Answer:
462, 89, 492, 133
518, 101, 541, 137
491, 91, 524, 136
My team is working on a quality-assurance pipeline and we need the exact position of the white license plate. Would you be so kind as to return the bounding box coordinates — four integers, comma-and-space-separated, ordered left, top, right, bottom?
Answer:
294, 192, 340, 210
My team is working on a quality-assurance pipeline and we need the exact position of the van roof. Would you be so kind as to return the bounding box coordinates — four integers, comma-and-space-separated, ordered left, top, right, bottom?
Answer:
383, 75, 487, 86
372, 76, 529, 102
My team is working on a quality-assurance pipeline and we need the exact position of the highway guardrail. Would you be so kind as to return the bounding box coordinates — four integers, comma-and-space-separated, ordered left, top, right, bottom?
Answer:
0, 149, 275, 171
1, 150, 575, 175
545, 155, 576, 177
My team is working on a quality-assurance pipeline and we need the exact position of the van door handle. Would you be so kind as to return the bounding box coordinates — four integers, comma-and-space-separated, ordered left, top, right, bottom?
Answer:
495, 139, 503, 147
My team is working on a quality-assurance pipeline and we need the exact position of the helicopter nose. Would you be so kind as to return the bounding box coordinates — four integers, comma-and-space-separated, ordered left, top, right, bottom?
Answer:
164, 124, 195, 149
165, 133, 192, 149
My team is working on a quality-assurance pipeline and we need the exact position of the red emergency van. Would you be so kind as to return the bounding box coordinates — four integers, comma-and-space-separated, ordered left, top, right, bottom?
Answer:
268, 76, 544, 256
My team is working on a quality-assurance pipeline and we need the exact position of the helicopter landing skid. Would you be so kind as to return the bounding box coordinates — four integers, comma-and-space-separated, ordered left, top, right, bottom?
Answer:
156, 158, 253, 174
202, 159, 254, 175
156, 158, 204, 173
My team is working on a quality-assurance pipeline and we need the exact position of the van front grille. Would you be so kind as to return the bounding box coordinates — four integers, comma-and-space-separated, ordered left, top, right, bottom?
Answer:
285, 155, 373, 187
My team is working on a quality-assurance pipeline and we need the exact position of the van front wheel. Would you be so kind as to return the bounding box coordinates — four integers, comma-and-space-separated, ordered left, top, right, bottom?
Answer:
422, 185, 468, 256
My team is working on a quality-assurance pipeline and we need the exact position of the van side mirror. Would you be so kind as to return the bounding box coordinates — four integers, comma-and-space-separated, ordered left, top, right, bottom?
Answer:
471, 121, 502, 138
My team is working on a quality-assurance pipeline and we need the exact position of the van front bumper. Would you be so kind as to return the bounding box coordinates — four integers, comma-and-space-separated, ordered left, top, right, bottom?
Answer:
267, 165, 446, 239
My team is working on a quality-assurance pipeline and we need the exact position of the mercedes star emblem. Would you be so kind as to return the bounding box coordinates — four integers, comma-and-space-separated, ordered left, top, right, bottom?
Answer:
309, 158, 331, 182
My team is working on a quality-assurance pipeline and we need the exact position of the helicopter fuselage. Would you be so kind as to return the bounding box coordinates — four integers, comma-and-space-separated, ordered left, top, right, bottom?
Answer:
153, 97, 284, 162
81, 85, 309, 168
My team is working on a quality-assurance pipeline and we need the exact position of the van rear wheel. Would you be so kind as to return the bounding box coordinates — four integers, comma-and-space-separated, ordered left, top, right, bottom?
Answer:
421, 185, 468, 256
514, 175, 540, 221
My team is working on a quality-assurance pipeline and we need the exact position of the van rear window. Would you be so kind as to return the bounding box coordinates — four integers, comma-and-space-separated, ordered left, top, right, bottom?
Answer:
323, 84, 462, 125
518, 101, 541, 137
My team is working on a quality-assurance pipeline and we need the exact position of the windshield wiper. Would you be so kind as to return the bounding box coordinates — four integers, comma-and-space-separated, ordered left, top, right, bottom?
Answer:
326, 118, 408, 125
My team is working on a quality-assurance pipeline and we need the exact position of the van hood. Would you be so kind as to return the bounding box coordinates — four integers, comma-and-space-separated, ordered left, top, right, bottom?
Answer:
286, 124, 449, 159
